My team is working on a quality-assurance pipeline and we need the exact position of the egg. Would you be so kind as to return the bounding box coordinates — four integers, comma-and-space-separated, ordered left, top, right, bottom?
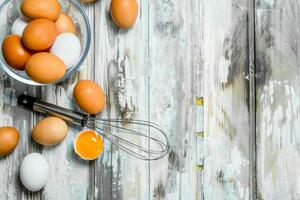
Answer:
25, 52, 67, 84
20, 153, 49, 192
73, 80, 106, 114
110, 0, 138, 29
22, 19, 57, 51
21, 0, 61, 21
32, 117, 68, 146
0, 126, 20, 156
74, 130, 104, 160
55, 13, 76, 34
2, 35, 31, 70
11, 16, 29, 36
50, 33, 81, 68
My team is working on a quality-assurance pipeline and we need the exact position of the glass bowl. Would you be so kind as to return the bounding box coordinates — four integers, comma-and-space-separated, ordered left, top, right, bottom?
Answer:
0, 0, 91, 86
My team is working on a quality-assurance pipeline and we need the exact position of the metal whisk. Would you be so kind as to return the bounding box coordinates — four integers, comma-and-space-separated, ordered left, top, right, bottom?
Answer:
17, 95, 169, 160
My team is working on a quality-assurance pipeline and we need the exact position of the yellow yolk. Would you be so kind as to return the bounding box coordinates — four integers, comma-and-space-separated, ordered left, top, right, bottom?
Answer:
75, 130, 103, 160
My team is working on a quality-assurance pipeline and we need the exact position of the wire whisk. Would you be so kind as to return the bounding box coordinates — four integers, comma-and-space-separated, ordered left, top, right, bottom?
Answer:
18, 94, 169, 160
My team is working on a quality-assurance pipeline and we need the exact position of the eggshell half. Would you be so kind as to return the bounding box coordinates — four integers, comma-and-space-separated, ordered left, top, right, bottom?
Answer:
74, 130, 104, 160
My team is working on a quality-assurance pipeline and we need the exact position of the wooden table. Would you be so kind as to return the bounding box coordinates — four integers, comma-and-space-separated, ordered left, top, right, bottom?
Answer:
0, 0, 298, 199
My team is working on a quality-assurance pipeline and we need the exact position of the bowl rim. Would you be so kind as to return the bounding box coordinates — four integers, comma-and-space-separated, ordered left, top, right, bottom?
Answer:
0, 0, 91, 86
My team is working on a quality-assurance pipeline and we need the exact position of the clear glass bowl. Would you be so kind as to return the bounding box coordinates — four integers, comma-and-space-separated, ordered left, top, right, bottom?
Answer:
0, 0, 91, 86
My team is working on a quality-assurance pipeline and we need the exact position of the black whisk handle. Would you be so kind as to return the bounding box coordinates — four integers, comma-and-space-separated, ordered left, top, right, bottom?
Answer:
18, 94, 36, 110
17, 94, 88, 126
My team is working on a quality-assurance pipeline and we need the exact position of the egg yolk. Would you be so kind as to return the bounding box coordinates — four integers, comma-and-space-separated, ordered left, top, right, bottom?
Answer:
75, 130, 103, 160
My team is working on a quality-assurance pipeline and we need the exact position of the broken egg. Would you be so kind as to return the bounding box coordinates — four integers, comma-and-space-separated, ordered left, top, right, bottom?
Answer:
74, 130, 104, 160
55, 12, 76, 34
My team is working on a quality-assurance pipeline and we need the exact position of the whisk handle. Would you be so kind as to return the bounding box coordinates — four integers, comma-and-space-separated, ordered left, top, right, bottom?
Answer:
18, 94, 88, 126
17, 94, 36, 109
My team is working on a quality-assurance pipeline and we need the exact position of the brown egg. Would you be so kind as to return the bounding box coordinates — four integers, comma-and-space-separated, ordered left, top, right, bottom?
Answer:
73, 80, 106, 114
21, 0, 61, 21
110, 0, 138, 29
0, 126, 20, 156
32, 117, 68, 146
25, 52, 66, 84
2, 35, 31, 70
55, 13, 76, 34
22, 19, 57, 51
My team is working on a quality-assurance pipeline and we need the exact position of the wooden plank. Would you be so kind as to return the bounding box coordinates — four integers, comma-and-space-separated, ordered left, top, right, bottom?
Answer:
0, 0, 40, 198
92, 1, 113, 199
202, 0, 254, 199
93, 0, 150, 199
40, 1, 95, 199
195, 1, 204, 199
148, 0, 200, 199
0, 0, 94, 199
255, 0, 300, 199
0, 80, 38, 199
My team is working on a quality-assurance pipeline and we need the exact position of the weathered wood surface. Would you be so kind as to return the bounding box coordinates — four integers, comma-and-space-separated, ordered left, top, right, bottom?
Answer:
4, 0, 300, 199
202, 0, 255, 199
0, 0, 201, 199
255, 0, 300, 199
148, 0, 201, 199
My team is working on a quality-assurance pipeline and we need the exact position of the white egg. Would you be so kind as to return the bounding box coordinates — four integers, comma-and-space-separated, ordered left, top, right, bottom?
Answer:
50, 33, 81, 69
11, 16, 29, 36
20, 153, 49, 192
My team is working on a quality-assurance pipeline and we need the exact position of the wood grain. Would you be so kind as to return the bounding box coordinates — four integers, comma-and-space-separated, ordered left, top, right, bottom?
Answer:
148, 0, 200, 199
0, 0, 202, 199
93, 0, 150, 199
256, 0, 300, 199
202, 0, 254, 199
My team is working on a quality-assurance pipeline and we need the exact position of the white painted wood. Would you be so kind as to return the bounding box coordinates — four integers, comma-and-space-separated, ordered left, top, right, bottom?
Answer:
148, 0, 200, 199
0, 0, 202, 199
38, 1, 94, 199
93, 0, 150, 199
202, 0, 253, 199
256, 0, 300, 199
